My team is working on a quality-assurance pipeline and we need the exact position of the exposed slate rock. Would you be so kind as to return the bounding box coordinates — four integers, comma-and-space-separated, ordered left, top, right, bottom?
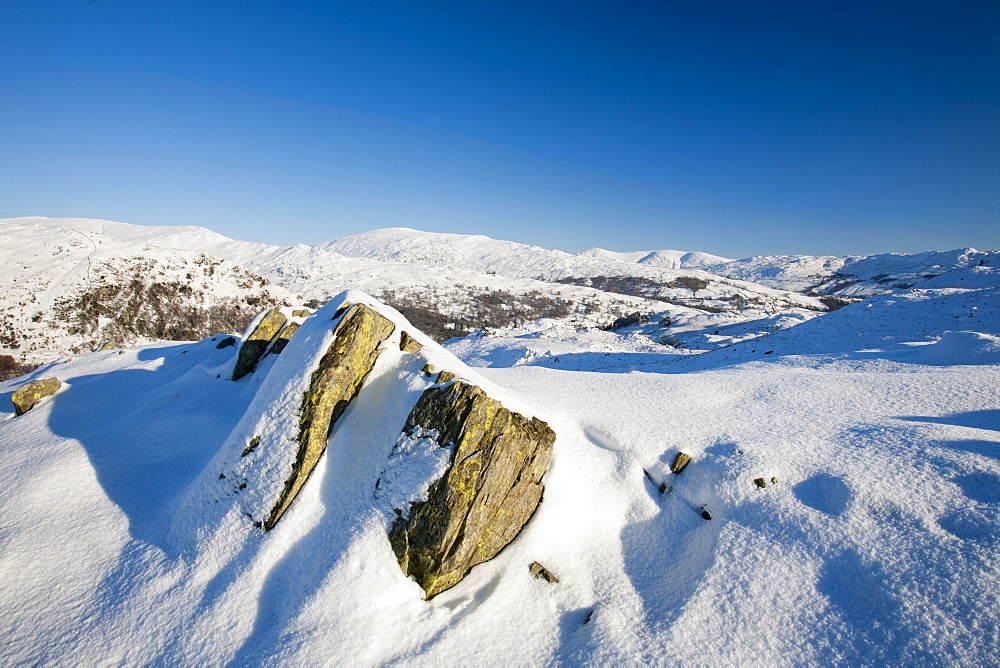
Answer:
268, 322, 300, 355
399, 331, 422, 353
292, 309, 311, 318
671, 452, 691, 474
754, 477, 767, 489
12, 377, 61, 416
388, 380, 555, 598
642, 468, 668, 494
529, 561, 559, 583
264, 303, 395, 530
216, 336, 237, 349
232, 307, 288, 380
436, 370, 456, 384
242, 435, 261, 457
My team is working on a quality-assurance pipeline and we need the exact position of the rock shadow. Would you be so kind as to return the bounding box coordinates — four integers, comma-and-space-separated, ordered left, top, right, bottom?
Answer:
898, 409, 1000, 432
617, 461, 723, 636
553, 606, 598, 665
793, 473, 852, 517
46, 341, 245, 555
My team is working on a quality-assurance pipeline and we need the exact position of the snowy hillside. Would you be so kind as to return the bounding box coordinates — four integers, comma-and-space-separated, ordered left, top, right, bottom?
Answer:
0, 276, 997, 664
707, 248, 1000, 295
579, 247, 732, 270
1, 217, 827, 364
2, 217, 997, 370
0, 218, 295, 364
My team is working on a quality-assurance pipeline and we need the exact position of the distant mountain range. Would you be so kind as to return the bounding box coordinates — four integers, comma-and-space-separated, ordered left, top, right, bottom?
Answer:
2, 216, 996, 363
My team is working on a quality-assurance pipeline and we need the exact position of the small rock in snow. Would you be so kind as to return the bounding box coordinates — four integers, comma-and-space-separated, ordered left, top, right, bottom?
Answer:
529, 561, 559, 583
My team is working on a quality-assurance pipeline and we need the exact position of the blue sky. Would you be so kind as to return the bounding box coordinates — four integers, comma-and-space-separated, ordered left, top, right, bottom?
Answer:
2, 0, 997, 257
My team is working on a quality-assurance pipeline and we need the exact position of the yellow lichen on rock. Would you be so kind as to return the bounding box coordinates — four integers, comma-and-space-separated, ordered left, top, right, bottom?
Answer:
232, 307, 288, 380
399, 331, 422, 353
264, 303, 395, 530
268, 321, 301, 355
388, 381, 555, 598
12, 377, 62, 416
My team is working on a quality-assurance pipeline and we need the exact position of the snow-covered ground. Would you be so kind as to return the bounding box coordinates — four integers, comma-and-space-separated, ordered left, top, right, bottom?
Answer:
1, 267, 997, 664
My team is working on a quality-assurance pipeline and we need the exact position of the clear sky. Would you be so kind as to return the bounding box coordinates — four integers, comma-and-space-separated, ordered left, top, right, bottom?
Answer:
2, 0, 997, 258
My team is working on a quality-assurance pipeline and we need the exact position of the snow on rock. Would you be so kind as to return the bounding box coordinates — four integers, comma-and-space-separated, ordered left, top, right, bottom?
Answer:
0, 220, 997, 665
231, 306, 289, 381
388, 378, 555, 598
173, 290, 556, 604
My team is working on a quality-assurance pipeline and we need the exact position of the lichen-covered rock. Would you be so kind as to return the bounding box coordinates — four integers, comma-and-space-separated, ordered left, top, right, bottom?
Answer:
436, 370, 456, 384
232, 307, 288, 380
529, 561, 559, 583
399, 331, 422, 353
12, 378, 61, 416
291, 309, 311, 318
268, 321, 300, 355
671, 452, 691, 474
264, 303, 395, 529
388, 380, 555, 598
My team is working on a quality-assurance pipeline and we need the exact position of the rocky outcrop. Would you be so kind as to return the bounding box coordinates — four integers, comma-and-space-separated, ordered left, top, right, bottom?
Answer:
399, 331, 422, 353
264, 303, 395, 529
183, 292, 556, 604
268, 321, 300, 355
12, 377, 61, 416
232, 307, 288, 380
671, 452, 691, 474
388, 380, 555, 598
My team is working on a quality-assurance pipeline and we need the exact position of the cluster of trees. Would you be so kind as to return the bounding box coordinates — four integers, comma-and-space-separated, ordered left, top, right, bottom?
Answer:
557, 274, 710, 299
51, 258, 279, 352
0, 354, 37, 382
377, 285, 573, 342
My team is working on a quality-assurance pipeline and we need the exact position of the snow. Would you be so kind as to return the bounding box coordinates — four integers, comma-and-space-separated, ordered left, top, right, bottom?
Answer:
0, 218, 998, 664
0, 271, 997, 665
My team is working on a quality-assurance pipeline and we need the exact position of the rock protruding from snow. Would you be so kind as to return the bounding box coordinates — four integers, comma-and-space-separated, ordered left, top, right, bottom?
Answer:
529, 561, 559, 583
388, 380, 555, 598
671, 452, 691, 474
11, 377, 61, 416
399, 330, 422, 353
232, 307, 288, 380
268, 321, 300, 355
265, 303, 395, 529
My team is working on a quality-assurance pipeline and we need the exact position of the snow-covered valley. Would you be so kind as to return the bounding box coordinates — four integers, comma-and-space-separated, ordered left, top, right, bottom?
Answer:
0, 217, 997, 665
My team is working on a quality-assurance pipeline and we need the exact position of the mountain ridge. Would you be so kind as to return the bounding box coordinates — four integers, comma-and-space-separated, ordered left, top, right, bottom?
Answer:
2, 216, 997, 365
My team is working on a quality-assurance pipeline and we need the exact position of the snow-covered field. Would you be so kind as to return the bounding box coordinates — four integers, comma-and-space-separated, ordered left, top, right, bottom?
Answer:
1, 268, 997, 664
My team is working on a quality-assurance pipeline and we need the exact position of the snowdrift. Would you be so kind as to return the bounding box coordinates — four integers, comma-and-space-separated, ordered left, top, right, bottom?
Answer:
0, 283, 997, 665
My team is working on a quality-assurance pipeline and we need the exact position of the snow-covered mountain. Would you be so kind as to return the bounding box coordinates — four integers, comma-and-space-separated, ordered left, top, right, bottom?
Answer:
0, 217, 810, 363
2, 216, 997, 366
579, 246, 732, 270
0, 218, 295, 363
